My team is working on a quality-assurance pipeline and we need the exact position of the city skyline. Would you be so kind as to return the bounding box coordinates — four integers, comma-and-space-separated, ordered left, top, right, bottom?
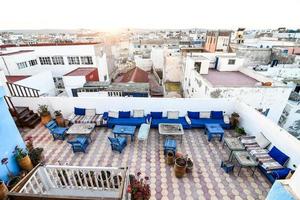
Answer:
0, 0, 300, 30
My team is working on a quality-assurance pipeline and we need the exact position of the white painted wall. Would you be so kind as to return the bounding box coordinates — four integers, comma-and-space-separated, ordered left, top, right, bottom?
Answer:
62, 76, 86, 97
151, 48, 164, 70
164, 55, 182, 82
216, 36, 230, 52
290, 168, 300, 197
216, 57, 244, 71
134, 55, 153, 71
0, 44, 109, 82
15, 71, 56, 96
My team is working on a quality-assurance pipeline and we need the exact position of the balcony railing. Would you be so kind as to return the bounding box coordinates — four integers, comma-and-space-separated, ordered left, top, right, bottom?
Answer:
7, 82, 40, 97
9, 165, 128, 200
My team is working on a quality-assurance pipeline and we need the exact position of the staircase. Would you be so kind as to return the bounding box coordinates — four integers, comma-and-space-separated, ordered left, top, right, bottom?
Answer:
5, 96, 41, 129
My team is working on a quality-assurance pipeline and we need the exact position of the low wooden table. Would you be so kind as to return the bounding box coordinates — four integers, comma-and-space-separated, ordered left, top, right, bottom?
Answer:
232, 151, 258, 176
223, 137, 245, 160
158, 123, 184, 143
112, 125, 136, 142
66, 123, 95, 142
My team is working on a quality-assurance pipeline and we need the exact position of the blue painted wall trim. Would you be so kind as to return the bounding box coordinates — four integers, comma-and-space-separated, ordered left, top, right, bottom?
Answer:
0, 87, 26, 182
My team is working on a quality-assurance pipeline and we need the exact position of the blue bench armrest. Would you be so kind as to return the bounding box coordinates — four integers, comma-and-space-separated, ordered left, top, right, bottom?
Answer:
103, 112, 109, 120
270, 168, 292, 179
146, 114, 152, 124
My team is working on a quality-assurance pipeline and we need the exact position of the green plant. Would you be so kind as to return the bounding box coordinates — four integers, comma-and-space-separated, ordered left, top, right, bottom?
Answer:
38, 104, 49, 116
54, 110, 62, 117
13, 146, 28, 161
29, 148, 44, 166
231, 112, 240, 118
235, 127, 246, 135
127, 172, 150, 200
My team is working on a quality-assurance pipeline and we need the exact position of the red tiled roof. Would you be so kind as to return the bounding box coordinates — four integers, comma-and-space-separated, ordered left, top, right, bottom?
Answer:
64, 67, 97, 76
117, 67, 149, 83
0, 42, 100, 48
0, 50, 34, 56
6, 75, 30, 83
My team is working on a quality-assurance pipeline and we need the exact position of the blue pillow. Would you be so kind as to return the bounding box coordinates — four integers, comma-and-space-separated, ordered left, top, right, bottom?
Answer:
211, 111, 223, 119
271, 168, 292, 179
187, 111, 200, 119
269, 146, 289, 166
74, 107, 86, 116
151, 112, 163, 119
119, 111, 131, 118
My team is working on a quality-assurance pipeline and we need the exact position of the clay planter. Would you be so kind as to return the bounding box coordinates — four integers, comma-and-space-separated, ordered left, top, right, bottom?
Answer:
0, 181, 8, 200
40, 112, 52, 125
174, 157, 187, 178
55, 115, 65, 127
186, 158, 193, 173
18, 155, 33, 171
166, 151, 175, 165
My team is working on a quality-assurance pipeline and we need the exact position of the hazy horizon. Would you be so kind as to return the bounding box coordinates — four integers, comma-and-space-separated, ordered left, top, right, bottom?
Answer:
0, 0, 299, 31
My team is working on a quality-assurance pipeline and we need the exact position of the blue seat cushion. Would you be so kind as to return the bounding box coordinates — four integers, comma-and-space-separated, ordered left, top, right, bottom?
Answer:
151, 112, 163, 119
77, 136, 88, 145
108, 117, 146, 127
210, 111, 223, 119
53, 127, 67, 134
268, 146, 289, 166
190, 118, 226, 128
117, 137, 127, 145
270, 168, 292, 179
187, 111, 200, 119
119, 111, 131, 118
75, 107, 86, 116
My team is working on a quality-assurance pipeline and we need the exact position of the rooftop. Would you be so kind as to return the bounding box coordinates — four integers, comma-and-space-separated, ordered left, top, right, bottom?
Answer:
6, 75, 31, 83
0, 42, 100, 48
22, 125, 271, 199
115, 67, 149, 83
64, 67, 97, 76
202, 69, 260, 87
0, 50, 34, 56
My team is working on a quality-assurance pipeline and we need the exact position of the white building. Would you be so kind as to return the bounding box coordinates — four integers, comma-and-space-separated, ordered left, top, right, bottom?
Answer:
183, 52, 293, 123
0, 42, 110, 83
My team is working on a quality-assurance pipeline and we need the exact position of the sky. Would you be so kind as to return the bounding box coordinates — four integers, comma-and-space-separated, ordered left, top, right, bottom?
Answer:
0, 0, 299, 30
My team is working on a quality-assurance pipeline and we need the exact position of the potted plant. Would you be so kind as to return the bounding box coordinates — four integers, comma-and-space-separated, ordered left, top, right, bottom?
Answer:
25, 136, 44, 166
0, 179, 8, 200
127, 172, 150, 200
14, 146, 33, 171
235, 127, 246, 135
54, 110, 64, 127
174, 156, 187, 178
38, 104, 51, 125
166, 151, 175, 165
230, 112, 240, 129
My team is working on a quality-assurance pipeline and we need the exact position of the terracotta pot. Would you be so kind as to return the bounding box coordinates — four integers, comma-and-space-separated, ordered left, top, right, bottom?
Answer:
0, 182, 8, 200
18, 155, 33, 171
174, 157, 186, 178
55, 115, 64, 127
166, 151, 175, 165
175, 152, 183, 159
41, 112, 52, 125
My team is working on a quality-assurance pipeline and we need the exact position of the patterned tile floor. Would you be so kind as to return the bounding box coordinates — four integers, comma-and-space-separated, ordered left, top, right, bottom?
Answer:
21, 124, 271, 200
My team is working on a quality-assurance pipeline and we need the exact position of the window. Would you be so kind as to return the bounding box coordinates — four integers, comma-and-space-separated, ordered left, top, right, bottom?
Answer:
28, 59, 37, 66
228, 59, 236, 65
67, 56, 80, 65
194, 62, 202, 73
39, 57, 52, 65
17, 62, 28, 69
104, 75, 107, 81
52, 56, 64, 65
80, 56, 93, 65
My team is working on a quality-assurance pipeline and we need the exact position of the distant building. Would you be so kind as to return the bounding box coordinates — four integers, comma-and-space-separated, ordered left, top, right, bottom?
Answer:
204, 30, 231, 52
183, 52, 292, 123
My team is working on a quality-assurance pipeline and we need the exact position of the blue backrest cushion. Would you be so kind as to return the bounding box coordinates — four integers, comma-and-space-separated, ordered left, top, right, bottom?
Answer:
268, 146, 289, 166
45, 120, 57, 130
151, 112, 163, 119
74, 107, 86, 116
119, 111, 131, 118
187, 111, 200, 119
211, 111, 223, 119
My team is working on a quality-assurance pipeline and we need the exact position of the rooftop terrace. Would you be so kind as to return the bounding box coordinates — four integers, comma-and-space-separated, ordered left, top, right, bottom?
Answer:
202, 69, 260, 87
22, 125, 271, 200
